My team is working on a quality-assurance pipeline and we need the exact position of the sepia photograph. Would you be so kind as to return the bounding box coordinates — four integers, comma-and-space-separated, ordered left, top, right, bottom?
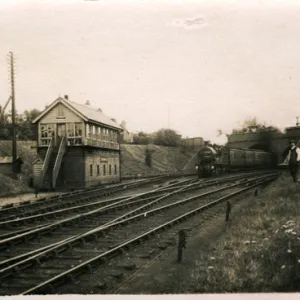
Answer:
0, 0, 300, 297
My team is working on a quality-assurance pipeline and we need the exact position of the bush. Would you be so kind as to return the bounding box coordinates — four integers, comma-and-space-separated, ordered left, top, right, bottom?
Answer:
153, 129, 182, 147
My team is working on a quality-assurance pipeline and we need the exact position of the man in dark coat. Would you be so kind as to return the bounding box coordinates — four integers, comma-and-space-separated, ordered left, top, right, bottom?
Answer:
287, 140, 300, 182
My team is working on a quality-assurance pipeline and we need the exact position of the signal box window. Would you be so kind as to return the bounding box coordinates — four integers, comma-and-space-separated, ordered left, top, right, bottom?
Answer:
90, 164, 93, 176
97, 165, 100, 176
109, 165, 112, 175
103, 165, 106, 176
114, 165, 117, 174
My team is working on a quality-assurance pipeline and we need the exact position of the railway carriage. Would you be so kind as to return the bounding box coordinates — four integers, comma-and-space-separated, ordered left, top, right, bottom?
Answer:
245, 150, 255, 166
196, 145, 276, 178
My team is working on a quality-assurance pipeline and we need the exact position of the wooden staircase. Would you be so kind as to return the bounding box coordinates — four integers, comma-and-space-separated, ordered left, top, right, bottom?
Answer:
42, 153, 56, 189
41, 136, 67, 190
52, 136, 67, 189
40, 137, 53, 189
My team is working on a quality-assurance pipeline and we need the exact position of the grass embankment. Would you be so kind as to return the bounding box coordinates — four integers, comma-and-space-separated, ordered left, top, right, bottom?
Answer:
0, 173, 32, 197
121, 144, 197, 177
173, 172, 300, 293
0, 140, 36, 176
0, 140, 36, 197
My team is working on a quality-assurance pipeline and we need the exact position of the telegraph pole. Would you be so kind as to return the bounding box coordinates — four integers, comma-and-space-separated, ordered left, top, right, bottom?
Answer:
168, 104, 170, 129
9, 51, 17, 176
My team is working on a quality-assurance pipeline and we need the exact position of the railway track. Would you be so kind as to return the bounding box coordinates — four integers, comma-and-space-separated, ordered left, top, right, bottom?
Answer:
0, 170, 270, 221
0, 170, 271, 226
0, 171, 271, 256
59, 173, 278, 295
0, 185, 200, 266
0, 181, 227, 270
0, 175, 180, 221
0, 171, 274, 268
0, 171, 278, 295
0, 177, 196, 239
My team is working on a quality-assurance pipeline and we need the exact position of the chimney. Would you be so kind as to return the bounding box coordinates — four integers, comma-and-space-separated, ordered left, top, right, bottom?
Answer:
85, 100, 90, 106
97, 108, 102, 112
64, 95, 68, 100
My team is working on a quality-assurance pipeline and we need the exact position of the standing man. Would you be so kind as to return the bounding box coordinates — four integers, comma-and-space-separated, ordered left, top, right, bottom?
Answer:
286, 140, 300, 182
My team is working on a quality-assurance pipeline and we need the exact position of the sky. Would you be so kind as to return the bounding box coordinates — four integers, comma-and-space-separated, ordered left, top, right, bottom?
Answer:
0, 0, 300, 145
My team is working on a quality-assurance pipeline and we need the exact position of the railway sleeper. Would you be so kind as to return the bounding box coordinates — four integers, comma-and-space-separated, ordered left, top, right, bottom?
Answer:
42, 277, 66, 293
58, 255, 83, 260
42, 264, 70, 270
14, 273, 49, 280
66, 273, 76, 283
87, 233, 99, 242
110, 271, 124, 279
16, 261, 35, 273
117, 262, 136, 271
55, 245, 69, 255
158, 243, 168, 250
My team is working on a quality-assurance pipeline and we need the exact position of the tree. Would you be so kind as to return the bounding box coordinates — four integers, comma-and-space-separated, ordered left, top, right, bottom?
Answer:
153, 128, 182, 147
0, 108, 41, 140
133, 131, 150, 145
231, 117, 281, 134
17, 109, 41, 140
0, 107, 12, 139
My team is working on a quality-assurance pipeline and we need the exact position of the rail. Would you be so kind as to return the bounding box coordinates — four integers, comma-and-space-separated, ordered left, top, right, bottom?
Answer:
0, 173, 276, 273
40, 137, 53, 188
52, 136, 67, 189
0, 180, 196, 269
20, 174, 277, 295
0, 175, 166, 219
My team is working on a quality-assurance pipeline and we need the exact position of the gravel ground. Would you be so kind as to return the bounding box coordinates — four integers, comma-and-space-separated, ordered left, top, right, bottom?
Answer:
0, 192, 64, 208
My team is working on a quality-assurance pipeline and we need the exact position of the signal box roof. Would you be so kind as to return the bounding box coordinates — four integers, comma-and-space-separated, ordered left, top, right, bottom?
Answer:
32, 97, 122, 130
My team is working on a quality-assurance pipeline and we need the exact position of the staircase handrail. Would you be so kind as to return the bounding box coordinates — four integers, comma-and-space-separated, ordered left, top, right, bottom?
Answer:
40, 137, 53, 186
52, 136, 67, 189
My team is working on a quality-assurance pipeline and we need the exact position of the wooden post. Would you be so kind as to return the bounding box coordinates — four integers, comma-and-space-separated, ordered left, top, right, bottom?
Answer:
177, 230, 186, 263
34, 185, 40, 198
225, 201, 231, 222
9, 52, 17, 178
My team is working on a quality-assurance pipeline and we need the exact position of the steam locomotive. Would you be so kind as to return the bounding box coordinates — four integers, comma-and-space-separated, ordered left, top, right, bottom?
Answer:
196, 144, 276, 177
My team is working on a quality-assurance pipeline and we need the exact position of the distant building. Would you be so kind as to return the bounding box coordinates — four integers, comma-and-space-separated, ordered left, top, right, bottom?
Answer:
32, 95, 123, 189
119, 120, 134, 143
0, 156, 23, 175
181, 137, 204, 148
